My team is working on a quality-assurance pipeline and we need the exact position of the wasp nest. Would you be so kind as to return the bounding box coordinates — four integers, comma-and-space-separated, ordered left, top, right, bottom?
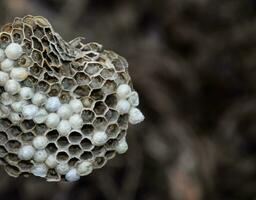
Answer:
0, 15, 144, 182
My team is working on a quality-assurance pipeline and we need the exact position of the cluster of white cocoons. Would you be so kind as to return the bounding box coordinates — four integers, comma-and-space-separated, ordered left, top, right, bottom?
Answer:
0, 42, 144, 182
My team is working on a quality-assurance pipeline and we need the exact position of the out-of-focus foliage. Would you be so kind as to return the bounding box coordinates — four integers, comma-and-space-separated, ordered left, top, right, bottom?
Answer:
0, 0, 255, 199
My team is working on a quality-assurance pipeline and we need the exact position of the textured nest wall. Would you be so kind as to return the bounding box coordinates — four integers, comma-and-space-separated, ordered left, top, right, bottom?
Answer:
0, 0, 255, 200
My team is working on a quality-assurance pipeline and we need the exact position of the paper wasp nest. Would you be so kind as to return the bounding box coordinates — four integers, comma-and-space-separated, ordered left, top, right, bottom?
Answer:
0, 15, 144, 182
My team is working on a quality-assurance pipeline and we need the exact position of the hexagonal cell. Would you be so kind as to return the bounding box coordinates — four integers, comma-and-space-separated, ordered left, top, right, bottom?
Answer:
41, 36, 50, 47
68, 157, 79, 167
105, 150, 116, 160
5, 140, 21, 152
32, 50, 43, 65
115, 72, 130, 85
93, 101, 107, 115
46, 130, 59, 141
85, 51, 99, 60
29, 63, 43, 78
18, 160, 33, 171
0, 33, 11, 48
68, 131, 82, 143
44, 73, 58, 84
105, 94, 118, 108
105, 139, 118, 150
21, 120, 36, 131
32, 36, 43, 51
93, 157, 106, 169
81, 97, 94, 108
81, 124, 94, 136
24, 24, 33, 39
23, 39, 33, 54
0, 145, 8, 157
74, 72, 91, 85
34, 124, 48, 135
21, 132, 35, 142
112, 58, 126, 72
36, 80, 50, 93
0, 119, 12, 130
61, 77, 76, 91
105, 109, 119, 123
57, 137, 69, 148
48, 83, 61, 96
48, 52, 60, 66
5, 164, 20, 177
56, 151, 69, 162
45, 28, 54, 42
0, 131, 8, 144
93, 117, 107, 130
12, 29, 23, 43
117, 114, 129, 129
117, 130, 126, 141
100, 68, 115, 79
7, 126, 22, 138
90, 76, 105, 89
59, 91, 72, 104
1, 23, 12, 33
80, 151, 93, 160
46, 169, 60, 182
101, 80, 117, 94
73, 85, 91, 97
90, 89, 104, 101
106, 124, 120, 138
92, 146, 105, 156
21, 75, 38, 89
80, 138, 93, 150
33, 25, 45, 39
5, 153, 20, 164
68, 145, 82, 156
18, 54, 33, 67
45, 143, 58, 154
85, 62, 102, 75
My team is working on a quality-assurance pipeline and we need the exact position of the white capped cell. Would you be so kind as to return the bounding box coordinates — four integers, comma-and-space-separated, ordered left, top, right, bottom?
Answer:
1, 92, 13, 105
128, 108, 145, 124
117, 84, 131, 99
45, 96, 61, 112
45, 155, 58, 168
56, 163, 70, 175
65, 168, 80, 182
32, 164, 48, 178
128, 91, 139, 107
46, 113, 60, 128
22, 104, 39, 120
9, 112, 22, 123
77, 161, 93, 176
69, 114, 83, 129
116, 99, 131, 114
57, 104, 73, 119
11, 100, 28, 113
4, 79, 20, 95
115, 139, 128, 154
92, 131, 108, 146
20, 87, 34, 100
0, 71, 9, 86
18, 145, 35, 160
34, 150, 48, 163
5, 43, 23, 60
69, 99, 83, 113
32, 136, 48, 150
10, 67, 28, 81
33, 109, 48, 124
1, 59, 14, 72
57, 120, 72, 136
32, 92, 46, 106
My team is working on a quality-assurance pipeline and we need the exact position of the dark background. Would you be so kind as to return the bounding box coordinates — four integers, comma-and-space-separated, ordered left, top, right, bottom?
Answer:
0, 0, 255, 199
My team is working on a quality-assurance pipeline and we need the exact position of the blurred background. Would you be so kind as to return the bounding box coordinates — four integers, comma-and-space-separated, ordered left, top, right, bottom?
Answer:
0, 0, 255, 199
